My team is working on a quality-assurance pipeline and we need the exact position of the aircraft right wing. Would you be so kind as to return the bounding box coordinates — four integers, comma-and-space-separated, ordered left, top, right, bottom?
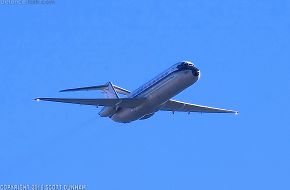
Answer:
160, 99, 238, 114
35, 98, 145, 108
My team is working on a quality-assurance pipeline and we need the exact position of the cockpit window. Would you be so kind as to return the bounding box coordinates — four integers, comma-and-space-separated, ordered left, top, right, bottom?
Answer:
181, 61, 194, 67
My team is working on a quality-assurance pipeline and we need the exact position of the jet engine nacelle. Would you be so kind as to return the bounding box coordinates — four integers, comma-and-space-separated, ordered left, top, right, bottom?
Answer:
99, 107, 117, 117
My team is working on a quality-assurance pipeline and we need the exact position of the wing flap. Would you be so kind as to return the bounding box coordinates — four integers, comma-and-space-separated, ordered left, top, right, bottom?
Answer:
35, 98, 145, 108
160, 99, 238, 114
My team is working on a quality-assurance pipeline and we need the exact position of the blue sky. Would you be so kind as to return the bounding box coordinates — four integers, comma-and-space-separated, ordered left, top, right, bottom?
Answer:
0, 0, 289, 189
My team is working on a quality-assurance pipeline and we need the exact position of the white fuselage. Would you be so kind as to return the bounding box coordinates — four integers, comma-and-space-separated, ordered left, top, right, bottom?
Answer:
111, 64, 200, 123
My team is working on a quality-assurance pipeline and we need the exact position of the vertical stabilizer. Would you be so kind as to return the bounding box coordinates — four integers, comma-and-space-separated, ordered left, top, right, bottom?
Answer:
103, 82, 119, 99
98, 82, 119, 117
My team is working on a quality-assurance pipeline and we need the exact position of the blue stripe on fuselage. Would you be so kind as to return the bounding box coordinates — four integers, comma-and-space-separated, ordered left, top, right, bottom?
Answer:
129, 61, 197, 99
130, 66, 179, 98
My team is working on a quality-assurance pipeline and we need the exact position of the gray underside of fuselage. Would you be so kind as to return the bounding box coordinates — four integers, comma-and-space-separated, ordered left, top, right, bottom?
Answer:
111, 70, 198, 123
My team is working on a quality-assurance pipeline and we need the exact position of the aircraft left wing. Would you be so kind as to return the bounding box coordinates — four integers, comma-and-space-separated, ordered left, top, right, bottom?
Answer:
160, 99, 238, 114
35, 98, 146, 108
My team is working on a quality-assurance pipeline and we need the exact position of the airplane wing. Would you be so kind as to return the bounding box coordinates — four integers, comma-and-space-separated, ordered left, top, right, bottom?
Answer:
160, 99, 238, 114
35, 98, 145, 108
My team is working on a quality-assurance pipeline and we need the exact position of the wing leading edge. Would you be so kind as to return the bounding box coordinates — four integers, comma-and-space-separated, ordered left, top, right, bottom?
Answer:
35, 98, 146, 108
160, 99, 238, 114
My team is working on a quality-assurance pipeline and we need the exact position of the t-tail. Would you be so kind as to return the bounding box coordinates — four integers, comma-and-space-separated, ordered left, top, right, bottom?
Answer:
60, 82, 130, 117
98, 82, 120, 117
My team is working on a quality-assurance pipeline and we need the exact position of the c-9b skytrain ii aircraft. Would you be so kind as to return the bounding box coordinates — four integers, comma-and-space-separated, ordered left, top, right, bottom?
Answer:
36, 61, 238, 123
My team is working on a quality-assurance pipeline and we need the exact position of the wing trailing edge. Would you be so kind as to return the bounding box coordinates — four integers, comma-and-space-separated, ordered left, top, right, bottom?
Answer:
35, 98, 146, 108
160, 99, 238, 114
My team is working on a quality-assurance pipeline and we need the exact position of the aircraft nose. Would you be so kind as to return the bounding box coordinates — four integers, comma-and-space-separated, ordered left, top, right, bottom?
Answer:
193, 68, 200, 77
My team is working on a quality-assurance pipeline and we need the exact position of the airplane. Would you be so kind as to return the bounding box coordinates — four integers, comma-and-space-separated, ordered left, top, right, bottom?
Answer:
35, 61, 238, 123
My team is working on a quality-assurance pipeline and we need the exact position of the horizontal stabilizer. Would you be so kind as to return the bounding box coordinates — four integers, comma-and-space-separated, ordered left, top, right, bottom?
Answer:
35, 98, 146, 108
60, 83, 131, 95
